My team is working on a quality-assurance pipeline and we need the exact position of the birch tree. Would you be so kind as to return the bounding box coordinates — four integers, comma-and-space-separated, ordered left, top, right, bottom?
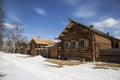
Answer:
4, 22, 23, 53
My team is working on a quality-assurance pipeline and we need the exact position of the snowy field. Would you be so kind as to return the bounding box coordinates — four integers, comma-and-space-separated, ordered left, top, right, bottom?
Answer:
0, 52, 120, 80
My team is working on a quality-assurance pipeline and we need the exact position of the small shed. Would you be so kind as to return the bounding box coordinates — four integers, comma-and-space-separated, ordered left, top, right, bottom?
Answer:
30, 38, 55, 57
46, 42, 61, 59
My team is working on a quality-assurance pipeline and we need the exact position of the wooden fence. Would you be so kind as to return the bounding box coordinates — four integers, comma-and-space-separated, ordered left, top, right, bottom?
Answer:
100, 48, 120, 63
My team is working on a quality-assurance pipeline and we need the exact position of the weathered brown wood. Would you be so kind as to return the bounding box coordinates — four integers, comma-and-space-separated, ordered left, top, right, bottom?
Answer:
49, 42, 61, 59
95, 34, 112, 49
100, 48, 120, 63
59, 21, 93, 61
49, 46, 57, 58
58, 19, 120, 63
29, 38, 55, 57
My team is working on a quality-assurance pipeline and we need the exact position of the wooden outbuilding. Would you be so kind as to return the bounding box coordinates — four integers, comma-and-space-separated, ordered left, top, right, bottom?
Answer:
46, 42, 61, 59
58, 19, 120, 62
30, 38, 55, 57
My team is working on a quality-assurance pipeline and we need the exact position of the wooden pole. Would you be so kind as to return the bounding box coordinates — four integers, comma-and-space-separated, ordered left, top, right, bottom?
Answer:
90, 25, 96, 62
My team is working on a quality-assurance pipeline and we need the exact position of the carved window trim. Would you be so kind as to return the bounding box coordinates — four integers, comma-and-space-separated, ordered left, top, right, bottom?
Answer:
70, 40, 76, 48
79, 38, 89, 48
65, 41, 70, 49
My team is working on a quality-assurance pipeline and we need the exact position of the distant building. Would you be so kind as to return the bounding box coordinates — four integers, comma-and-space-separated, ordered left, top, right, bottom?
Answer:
30, 38, 55, 57
17, 42, 27, 54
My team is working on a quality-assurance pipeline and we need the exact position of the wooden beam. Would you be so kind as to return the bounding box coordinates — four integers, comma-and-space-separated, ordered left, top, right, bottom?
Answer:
62, 32, 67, 34
66, 28, 70, 30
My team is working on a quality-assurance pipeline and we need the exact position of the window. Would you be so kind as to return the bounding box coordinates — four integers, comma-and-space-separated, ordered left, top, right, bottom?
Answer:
65, 42, 69, 48
79, 40, 85, 48
65, 40, 82, 49
85, 40, 89, 47
75, 41, 79, 48
79, 40, 89, 48
65, 41, 70, 48
70, 40, 76, 48
71, 42, 75, 48
68, 42, 71, 48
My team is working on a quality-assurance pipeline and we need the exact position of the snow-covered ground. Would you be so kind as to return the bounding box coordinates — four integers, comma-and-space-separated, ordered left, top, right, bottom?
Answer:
0, 52, 120, 80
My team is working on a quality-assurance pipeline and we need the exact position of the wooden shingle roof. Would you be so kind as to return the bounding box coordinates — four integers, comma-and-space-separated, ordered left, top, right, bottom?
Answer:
58, 18, 120, 41
32, 38, 55, 45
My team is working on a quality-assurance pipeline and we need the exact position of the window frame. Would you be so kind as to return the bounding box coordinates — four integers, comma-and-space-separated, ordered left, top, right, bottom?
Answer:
79, 40, 85, 48
79, 38, 89, 48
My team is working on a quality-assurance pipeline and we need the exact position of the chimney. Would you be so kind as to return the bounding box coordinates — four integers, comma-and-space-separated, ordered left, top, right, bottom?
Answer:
69, 18, 72, 21
90, 25, 94, 30
107, 32, 109, 36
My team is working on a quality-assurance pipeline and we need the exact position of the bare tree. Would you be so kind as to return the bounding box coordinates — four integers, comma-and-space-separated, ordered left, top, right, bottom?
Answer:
4, 22, 24, 53
11, 22, 23, 53
3, 40, 12, 53
0, 0, 5, 50
20, 36, 28, 43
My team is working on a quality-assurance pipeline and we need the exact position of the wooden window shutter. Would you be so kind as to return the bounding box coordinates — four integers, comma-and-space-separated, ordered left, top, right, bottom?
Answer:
75, 41, 79, 48
85, 40, 89, 47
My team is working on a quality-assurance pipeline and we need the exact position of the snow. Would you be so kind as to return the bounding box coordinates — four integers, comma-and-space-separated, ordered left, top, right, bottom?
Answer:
0, 52, 120, 80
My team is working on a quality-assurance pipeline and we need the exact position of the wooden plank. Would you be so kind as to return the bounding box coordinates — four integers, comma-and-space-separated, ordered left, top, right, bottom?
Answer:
100, 48, 120, 63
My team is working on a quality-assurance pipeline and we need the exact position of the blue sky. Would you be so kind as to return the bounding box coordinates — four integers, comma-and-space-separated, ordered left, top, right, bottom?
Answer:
3, 0, 120, 40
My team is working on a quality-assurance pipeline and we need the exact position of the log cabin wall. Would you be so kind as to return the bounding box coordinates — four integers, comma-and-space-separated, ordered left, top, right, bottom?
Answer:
59, 19, 120, 62
30, 40, 49, 56
111, 39, 120, 48
30, 40, 36, 55
26, 43, 30, 54
95, 34, 112, 49
60, 23, 93, 61
30, 40, 38, 55
119, 42, 120, 48
94, 34, 112, 49
100, 48, 120, 63
98, 38, 120, 63
92, 34, 112, 61
30, 38, 55, 57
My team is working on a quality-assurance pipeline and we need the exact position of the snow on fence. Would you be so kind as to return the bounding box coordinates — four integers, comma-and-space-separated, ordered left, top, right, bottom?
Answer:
100, 48, 120, 63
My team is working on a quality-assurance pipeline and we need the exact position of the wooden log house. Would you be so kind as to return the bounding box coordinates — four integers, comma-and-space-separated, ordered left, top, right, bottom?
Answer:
30, 38, 55, 57
58, 19, 120, 62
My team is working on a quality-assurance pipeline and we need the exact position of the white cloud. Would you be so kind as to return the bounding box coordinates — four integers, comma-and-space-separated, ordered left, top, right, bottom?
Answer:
114, 30, 120, 39
73, 7, 95, 18
92, 18, 120, 39
34, 8, 47, 16
102, 18, 118, 27
4, 23, 15, 28
93, 18, 119, 28
114, 30, 120, 34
